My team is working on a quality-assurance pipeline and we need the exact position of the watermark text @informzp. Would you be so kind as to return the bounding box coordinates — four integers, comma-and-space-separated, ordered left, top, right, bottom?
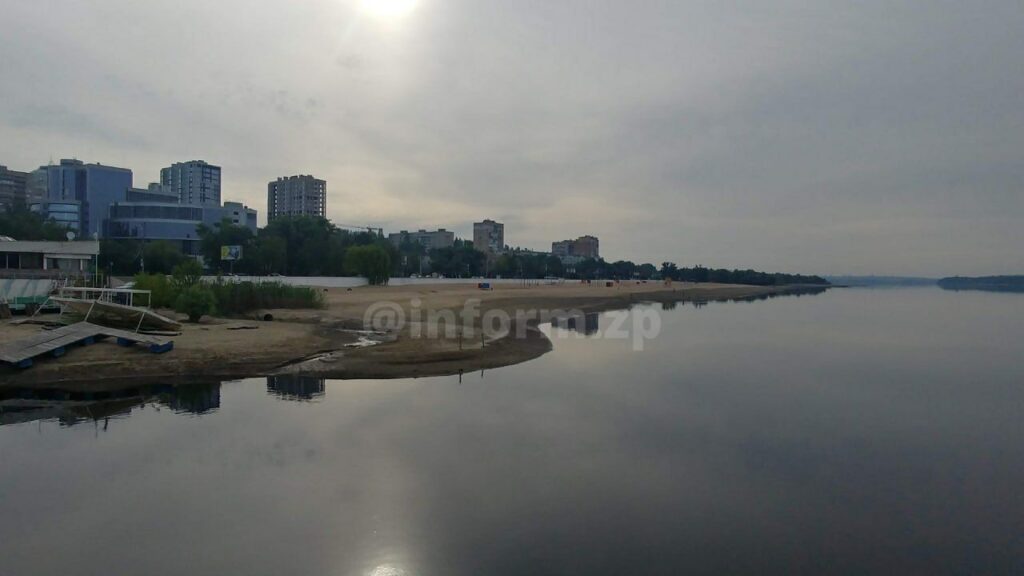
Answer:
363, 298, 661, 351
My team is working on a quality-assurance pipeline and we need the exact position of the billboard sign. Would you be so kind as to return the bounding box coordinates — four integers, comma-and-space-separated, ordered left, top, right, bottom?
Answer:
221, 245, 242, 261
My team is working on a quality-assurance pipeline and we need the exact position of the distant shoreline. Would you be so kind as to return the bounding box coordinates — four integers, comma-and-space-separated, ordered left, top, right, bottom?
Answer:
0, 282, 828, 388
937, 276, 1024, 293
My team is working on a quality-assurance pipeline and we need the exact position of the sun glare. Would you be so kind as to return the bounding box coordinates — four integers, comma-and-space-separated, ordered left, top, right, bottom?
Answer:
360, 0, 419, 18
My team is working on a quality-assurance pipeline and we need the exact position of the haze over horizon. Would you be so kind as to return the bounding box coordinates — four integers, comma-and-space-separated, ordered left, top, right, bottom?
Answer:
1, 0, 1021, 277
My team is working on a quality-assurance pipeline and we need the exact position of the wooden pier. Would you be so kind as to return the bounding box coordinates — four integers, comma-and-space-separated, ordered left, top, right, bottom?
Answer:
0, 322, 174, 369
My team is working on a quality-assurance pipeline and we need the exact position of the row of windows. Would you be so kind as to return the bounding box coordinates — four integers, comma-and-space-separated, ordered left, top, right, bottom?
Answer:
109, 205, 203, 220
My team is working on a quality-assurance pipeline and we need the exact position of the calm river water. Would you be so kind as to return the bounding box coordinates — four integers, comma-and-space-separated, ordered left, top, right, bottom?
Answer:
1, 287, 1022, 575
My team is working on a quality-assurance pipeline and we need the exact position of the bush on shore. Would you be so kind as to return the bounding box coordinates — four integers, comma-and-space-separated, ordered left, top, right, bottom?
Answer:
171, 260, 203, 291
175, 285, 217, 323
207, 280, 325, 316
133, 273, 177, 309
133, 269, 324, 318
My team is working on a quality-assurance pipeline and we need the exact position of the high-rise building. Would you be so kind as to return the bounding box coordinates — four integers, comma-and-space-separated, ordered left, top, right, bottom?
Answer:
473, 219, 505, 254
27, 168, 48, 204
160, 160, 222, 206
552, 235, 600, 262
33, 159, 133, 237
388, 229, 456, 251
267, 175, 327, 221
0, 166, 29, 210
551, 240, 573, 259
574, 235, 600, 259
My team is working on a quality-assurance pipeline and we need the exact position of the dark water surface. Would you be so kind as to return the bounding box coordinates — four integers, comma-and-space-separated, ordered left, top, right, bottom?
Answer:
2, 287, 1022, 575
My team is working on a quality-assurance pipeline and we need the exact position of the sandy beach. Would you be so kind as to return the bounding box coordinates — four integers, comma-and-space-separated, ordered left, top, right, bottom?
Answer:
0, 281, 818, 387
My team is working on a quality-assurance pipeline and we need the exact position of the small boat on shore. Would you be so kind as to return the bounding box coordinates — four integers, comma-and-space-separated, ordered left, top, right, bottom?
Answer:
51, 287, 181, 332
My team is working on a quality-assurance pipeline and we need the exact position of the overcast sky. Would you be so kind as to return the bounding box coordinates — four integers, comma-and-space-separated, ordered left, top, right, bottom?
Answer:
1, 0, 1022, 276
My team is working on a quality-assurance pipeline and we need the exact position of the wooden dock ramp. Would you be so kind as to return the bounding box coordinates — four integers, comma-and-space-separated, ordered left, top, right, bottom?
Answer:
0, 322, 173, 369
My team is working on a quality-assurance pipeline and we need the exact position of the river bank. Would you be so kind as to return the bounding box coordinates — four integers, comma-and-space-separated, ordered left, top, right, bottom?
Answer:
0, 282, 825, 387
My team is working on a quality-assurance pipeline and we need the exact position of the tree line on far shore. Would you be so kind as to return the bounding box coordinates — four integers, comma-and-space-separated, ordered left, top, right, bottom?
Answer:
1, 206, 829, 287
657, 263, 829, 286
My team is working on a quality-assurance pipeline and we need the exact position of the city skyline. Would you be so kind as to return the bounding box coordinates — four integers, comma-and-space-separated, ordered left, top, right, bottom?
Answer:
1, 1, 1022, 276
1, 154, 577, 254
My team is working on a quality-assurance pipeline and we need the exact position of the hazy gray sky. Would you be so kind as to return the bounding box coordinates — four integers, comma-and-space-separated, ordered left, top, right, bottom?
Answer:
1, 0, 1022, 276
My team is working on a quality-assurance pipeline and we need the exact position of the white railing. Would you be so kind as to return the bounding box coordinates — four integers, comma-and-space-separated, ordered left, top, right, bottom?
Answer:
58, 287, 154, 309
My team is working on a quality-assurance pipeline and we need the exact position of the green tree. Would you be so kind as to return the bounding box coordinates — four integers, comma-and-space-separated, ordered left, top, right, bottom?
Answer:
100, 239, 143, 275
493, 254, 515, 277
259, 216, 343, 276
132, 273, 176, 308
545, 255, 565, 278
196, 218, 255, 273
0, 201, 69, 241
171, 259, 203, 292
428, 240, 485, 278
344, 245, 391, 285
175, 285, 217, 323
577, 258, 606, 280
610, 260, 637, 279
142, 241, 185, 275
253, 235, 287, 275
392, 235, 429, 276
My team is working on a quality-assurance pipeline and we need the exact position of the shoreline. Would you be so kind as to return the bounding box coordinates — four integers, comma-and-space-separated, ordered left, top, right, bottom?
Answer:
0, 282, 827, 389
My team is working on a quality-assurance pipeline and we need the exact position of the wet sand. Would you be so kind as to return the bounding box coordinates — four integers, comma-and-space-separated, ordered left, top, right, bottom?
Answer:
0, 281, 815, 387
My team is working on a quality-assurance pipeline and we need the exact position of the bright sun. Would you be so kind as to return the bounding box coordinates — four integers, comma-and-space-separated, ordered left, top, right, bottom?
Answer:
360, 0, 419, 18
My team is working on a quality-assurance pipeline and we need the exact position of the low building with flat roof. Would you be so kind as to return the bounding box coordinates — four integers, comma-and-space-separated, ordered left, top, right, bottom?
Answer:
0, 239, 100, 277
126, 183, 178, 204
104, 201, 257, 257
388, 229, 455, 251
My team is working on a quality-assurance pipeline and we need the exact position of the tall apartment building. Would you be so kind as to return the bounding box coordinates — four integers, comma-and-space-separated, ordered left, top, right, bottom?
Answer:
473, 219, 505, 254
388, 229, 456, 251
0, 166, 29, 210
552, 235, 600, 262
267, 175, 327, 221
160, 160, 221, 206
574, 235, 600, 259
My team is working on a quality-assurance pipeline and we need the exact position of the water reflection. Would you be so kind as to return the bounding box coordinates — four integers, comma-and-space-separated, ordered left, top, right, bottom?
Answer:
550, 312, 600, 335
266, 375, 327, 401
2, 290, 830, 429
2, 287, 1022, 575
0, 376, 333, 427
654, 286, 830, 311
0, 381, 221, 427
